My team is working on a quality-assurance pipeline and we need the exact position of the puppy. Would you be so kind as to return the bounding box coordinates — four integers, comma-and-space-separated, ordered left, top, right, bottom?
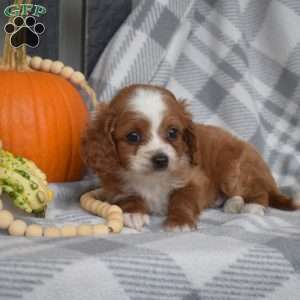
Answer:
81, 84, 299, 231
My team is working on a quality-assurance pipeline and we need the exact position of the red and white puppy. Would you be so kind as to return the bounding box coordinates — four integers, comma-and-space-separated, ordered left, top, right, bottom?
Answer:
81, 84, 299, 231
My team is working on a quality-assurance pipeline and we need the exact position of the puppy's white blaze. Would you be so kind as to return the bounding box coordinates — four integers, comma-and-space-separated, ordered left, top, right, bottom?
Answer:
129, 88, 166, 132
129, 88, 176, 172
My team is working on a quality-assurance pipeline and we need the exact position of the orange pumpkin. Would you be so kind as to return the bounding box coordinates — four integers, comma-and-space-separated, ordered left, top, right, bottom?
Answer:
0, 0, 92, 182
0, 71, 88, 182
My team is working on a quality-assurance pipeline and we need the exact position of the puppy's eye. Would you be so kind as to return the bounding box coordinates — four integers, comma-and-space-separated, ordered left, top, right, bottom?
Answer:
126, 132, 141, 144
167, 128, 178, 140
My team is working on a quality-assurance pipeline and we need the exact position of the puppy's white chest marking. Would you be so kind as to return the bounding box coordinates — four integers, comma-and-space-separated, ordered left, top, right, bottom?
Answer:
134, 180, 170, 215
121, 172, 184, 215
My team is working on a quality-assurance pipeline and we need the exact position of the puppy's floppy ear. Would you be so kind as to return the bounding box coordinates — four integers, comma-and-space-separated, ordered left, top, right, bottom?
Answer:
81, 102, 120, 178
177, 99, 200, 166
184, 122, 200, 165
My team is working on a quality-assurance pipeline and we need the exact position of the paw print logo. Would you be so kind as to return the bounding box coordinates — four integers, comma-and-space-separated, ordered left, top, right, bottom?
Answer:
4, 16, 45, 48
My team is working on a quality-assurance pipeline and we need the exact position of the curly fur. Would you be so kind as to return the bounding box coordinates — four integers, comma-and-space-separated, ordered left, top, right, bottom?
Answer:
81, 103, 122, 193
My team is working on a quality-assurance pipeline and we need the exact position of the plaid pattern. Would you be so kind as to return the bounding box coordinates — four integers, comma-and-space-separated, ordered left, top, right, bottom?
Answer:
91, 0, 300, 193
0, 208, 300, 300
1, 1, 300, 299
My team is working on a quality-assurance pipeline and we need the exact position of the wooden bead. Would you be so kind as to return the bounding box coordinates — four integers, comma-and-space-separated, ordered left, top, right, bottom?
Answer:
107, 220, 123, 233
77, 224, 93, 236
107, 212, 123, 222
79, 195, 88, 206
90, 201, 102, 214
40, 59, 53, 72
0, 199, 3, 210
78, 81, 87, 89
95, 202, 106, 214
25, 224, 43, 237
95, 203, 110, 217
107, 205, 122, 215
80, 197, 94, 210
85, 199, 99, 212
50, 61, 64, 74
30, 56, 42, 69
101, 204, 111, 218
8, 220, 27, 236
61, 225, 77, 237
0, 210, 14, 229
60, 66, 74, 79
70, 71, 85, 85
93, 224, 109, 235
44, 227, 61, 238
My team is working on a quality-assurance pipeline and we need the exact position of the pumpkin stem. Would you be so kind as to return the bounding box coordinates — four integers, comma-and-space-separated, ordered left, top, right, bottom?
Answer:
0, 0, 32, 71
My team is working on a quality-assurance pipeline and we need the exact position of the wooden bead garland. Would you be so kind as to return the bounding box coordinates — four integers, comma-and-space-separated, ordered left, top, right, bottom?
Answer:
27, 56, 98, 108
0, 189, 124, 237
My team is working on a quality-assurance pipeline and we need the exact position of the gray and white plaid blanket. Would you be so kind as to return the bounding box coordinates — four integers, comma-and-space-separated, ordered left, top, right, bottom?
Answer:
1, 1, 300, 299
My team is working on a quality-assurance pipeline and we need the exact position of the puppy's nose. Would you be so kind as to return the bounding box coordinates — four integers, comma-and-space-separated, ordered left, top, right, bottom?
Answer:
151, 153, 169, 170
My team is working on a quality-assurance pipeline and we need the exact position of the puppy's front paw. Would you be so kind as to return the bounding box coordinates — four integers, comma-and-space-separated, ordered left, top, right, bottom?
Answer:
123, 213, 150, 231
224, 196, 244, 214
241, 203, 265, 216
164, 218, 197, 232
